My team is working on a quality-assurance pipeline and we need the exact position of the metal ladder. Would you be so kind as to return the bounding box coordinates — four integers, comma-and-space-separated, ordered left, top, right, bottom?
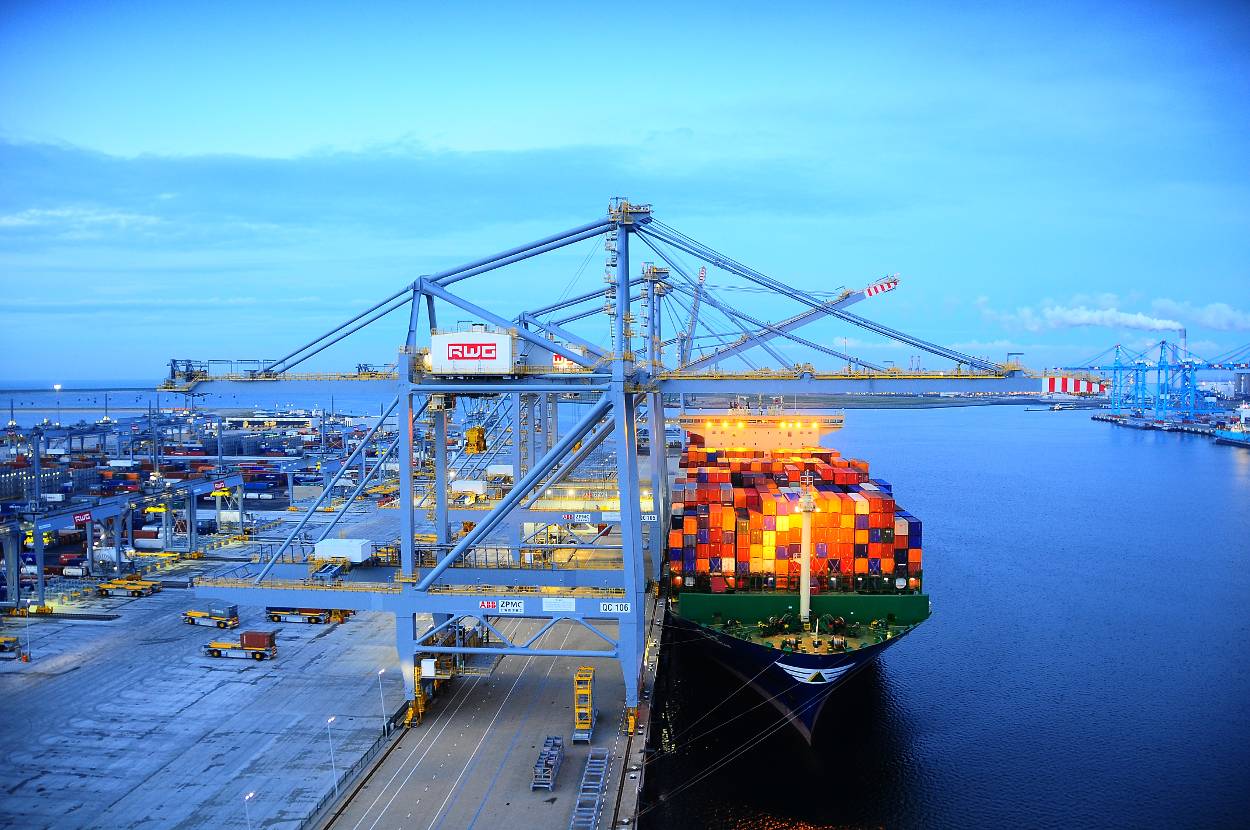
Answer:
568, 748, 610, 829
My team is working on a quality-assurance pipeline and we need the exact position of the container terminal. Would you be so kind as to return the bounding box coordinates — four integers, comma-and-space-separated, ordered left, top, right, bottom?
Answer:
2, 199, 1246, 829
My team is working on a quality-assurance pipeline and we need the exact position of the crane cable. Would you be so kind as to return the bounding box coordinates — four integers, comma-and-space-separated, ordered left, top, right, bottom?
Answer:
635, 683, 835, 817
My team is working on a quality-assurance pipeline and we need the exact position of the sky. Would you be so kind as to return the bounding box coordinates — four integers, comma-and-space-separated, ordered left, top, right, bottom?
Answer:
2, 0, 1249, 382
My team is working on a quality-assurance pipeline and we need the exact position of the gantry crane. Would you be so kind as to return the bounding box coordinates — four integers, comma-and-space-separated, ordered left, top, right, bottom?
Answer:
1066, 340, 1250, 420
186, 197, 1040, 732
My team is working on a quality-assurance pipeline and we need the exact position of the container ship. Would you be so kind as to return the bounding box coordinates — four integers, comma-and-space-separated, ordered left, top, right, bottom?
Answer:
665, 399, 930, 743
1214, 404, 1250, 448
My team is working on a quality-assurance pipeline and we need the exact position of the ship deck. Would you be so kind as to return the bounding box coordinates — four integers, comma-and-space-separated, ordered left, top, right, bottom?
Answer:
740, 621, 916, 654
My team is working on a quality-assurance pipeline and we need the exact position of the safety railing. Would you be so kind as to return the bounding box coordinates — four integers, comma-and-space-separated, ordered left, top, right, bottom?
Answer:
194, 576, 402, 593
425, 584, 626, 598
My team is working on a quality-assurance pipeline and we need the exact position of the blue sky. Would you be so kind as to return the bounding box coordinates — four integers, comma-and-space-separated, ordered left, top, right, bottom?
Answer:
2, 0, 1248, 381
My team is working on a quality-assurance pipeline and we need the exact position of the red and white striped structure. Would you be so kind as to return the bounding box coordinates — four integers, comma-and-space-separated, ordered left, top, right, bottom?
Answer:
1046, 375, 1107, 395
863, 276, 899, 297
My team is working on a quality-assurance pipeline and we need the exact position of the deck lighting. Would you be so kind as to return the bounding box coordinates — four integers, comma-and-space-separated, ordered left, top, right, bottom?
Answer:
243, 792, 255, 830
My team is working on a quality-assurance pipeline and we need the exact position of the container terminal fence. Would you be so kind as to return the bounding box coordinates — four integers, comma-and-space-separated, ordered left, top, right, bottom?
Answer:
297, 701, 411, 830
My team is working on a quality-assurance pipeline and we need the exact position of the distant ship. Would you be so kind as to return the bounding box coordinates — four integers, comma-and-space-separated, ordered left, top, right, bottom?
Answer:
665, 397, 930, 742
1214, 404, 1250, 448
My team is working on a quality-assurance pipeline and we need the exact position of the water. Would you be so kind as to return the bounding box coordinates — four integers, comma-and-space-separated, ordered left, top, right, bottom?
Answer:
643, 406, 1250, 829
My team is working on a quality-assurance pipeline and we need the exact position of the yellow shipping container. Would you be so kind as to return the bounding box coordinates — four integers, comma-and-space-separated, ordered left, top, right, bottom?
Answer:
855, 529, 869, 544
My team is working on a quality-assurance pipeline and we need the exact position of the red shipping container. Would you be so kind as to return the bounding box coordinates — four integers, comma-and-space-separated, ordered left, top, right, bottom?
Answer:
240, 631, 276, 649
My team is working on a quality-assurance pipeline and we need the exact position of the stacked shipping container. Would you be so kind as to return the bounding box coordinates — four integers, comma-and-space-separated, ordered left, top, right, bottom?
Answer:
667, 447, 923, 594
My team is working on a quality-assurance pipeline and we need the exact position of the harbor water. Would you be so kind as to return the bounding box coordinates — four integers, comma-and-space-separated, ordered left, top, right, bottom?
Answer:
643, 406, 1250, 829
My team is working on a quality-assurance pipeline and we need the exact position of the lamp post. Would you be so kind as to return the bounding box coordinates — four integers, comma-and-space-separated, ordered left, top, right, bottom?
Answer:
377, 669, 387, 733
326, 716, 339, 796
243, 791, 255, 830
53, 384, 61, 427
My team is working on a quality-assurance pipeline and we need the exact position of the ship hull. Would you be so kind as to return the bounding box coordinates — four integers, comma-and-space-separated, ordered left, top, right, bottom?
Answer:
666, 603, 910, 744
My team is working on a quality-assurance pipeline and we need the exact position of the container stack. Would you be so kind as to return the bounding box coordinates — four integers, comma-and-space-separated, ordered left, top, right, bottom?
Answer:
667, 448, 923, 594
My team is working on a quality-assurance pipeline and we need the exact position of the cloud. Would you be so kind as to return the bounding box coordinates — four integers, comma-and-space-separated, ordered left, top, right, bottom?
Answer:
0, 206, 162, 228
5, 295, 325, 313
0, 138, 894, 253
979, 293, 1250, 337
1150, 299, 1250, 332
1039, 306, 1182, 331
978, 297, 1183, 333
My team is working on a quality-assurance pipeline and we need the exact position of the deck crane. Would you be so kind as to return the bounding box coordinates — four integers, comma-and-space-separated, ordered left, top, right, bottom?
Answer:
185, 197, 1040, 742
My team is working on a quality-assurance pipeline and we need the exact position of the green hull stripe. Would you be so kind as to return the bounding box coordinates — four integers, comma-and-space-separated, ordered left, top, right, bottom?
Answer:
675, 592, 931, 626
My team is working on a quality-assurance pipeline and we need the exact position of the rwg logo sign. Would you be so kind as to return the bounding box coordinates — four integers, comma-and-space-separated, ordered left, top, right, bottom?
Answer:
447, 343, 497, 360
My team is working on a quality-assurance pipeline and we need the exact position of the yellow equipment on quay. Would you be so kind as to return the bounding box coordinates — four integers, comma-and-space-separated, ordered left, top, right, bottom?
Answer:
97, 577, 161, 598
572, 666, 597, 743
183, 604, 240, 629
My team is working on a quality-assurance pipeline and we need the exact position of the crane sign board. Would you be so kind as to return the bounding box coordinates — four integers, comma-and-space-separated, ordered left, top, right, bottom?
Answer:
431, 331, 514, 374
864, 276, 899, 297
552, 345, 587, 372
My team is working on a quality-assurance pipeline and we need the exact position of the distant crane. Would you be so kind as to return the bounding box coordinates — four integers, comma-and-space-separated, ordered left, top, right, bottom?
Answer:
1067, 340, 1250, 420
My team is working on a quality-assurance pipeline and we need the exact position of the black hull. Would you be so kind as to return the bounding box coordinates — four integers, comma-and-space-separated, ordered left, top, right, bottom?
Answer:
667, 605, 908, 743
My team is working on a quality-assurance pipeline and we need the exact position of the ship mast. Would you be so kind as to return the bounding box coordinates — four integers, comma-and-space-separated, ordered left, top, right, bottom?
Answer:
799, 471, 815, 625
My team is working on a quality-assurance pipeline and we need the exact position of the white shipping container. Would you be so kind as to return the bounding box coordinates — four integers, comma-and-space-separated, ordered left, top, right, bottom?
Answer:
216, 510, 251, 524
62, 566, 89, 578
133, 538, 163, 550
42, 493, 66, 502
108, 460, 138, 468
430, 330, 514, 375
450, 479, 487, 495
312, 538, 372, 564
